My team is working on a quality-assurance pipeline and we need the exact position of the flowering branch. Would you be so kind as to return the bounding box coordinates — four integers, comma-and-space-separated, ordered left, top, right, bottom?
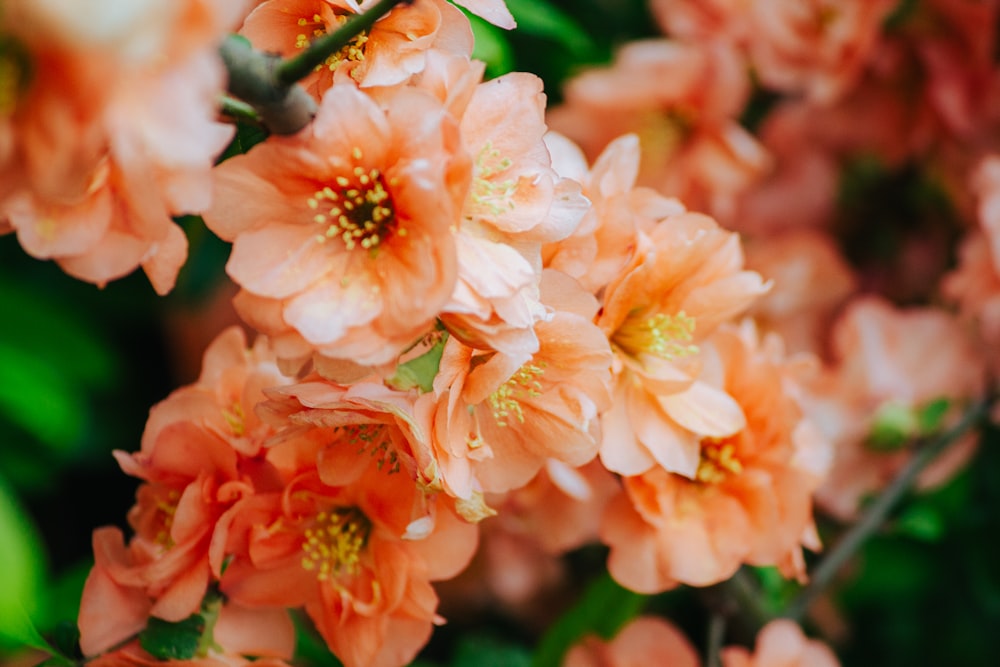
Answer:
219, 0, 411, 135
783, 397, 992, 621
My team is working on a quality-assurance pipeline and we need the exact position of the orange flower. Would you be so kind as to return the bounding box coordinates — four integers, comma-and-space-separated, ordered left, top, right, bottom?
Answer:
423, 270, 613, 498
239, 0, 472, 98
442, 72, 589, 356
204, 82, 470, 371
564, 616, 700, 667
804, 296, 986, 520
217, 464, 477, 667
547, 39, 770, 223
597, 211, 768, 477
543, 132, 686, 296
721, 619, 840, 667
0, 0, 236, 294
744, 229, 857, 358
601, 324, 828, 592
78, 327, 288, 655
744, 0, 896, 103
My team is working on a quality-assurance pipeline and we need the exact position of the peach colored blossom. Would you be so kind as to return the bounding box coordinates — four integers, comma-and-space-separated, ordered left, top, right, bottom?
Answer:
441, 72, 588, 357
256, 375, 437, 491
450, 0, 515, 29
423, 270, 613, 498
721, 619, 840, 667
744, 229, 857, 359
239, 0, 472, 99
217, 461, 477, 667
744, 0, 896, 103
803, 296, 987, 520
547, 39, 770, 223
564, 616, 700, 667
597, 211, 769, 478
0, 0, 235, 294
944, 155, 1000, 356
204, 82, 470, 372
543, 132, 686, 296
728, 101, 841, 237
650, 0, 752, 46
78, 327, 286, 655
602, 324, 828, 592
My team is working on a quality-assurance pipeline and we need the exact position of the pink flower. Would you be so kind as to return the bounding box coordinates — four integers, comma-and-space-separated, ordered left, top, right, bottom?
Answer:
547, 39, 770, 223
721, 619, 840, 667
0, 0, 236, 293
602, 324, 828, 592
564, 616, 700, 667
744, 229, 857, 358
442, 72, 588, 357
803, 296, 986, 520
597, 211, 769, 477
424, 270, 613, 498
543, 132, 686, 296
204, 82, 470, 371
78, 327, 290, 656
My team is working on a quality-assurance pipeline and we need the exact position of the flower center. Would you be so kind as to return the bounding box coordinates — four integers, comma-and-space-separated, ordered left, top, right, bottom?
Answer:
308, 159, 400, 255
301, 507, 372, 580
0, 36, 30, 116
488, 362, 546, 427
614, 311, 698, 361
295, 13, 368, 71
695, 437, 743, 485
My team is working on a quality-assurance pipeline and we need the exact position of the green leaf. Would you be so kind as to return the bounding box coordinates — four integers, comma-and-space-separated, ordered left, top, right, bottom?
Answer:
917, 397, 951, 434
532, 573, 645, 667
505, 0, 594, 58
386, 334, 447, 393
468, 14, 515, 79
866, 401, 918, 452
0, 480, 46, 650
452, 634, 531, 667
894, 504, 945, 542
139, 614, 205, 661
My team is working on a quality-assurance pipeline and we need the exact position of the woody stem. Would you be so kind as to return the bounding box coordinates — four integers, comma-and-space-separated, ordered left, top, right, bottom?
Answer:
783, 397, 991, 622
219, 0, 410, 135
275, 0, 412, 85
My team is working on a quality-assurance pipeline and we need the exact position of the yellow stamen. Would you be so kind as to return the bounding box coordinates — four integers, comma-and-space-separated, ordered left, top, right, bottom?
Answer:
695, 438, 743, 485
488, 362, 546, 427
300, 507, 371, 580
614, 311, 699, 361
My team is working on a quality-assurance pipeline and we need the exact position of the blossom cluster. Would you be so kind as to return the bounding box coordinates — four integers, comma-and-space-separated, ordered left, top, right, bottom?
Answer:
6, 0, 1000, 665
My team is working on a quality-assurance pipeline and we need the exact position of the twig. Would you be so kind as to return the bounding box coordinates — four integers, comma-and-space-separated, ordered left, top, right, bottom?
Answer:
219, 0, 410, 134
706, 612, 726, 667
783, 398, 990, 621
274, 0, 412, 86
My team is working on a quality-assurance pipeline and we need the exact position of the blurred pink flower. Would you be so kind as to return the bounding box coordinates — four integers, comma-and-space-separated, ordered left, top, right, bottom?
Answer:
803, 296, 986, 520
721, 619, 840, 667
564, 615, 700, 667
547, 39, 769, 223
